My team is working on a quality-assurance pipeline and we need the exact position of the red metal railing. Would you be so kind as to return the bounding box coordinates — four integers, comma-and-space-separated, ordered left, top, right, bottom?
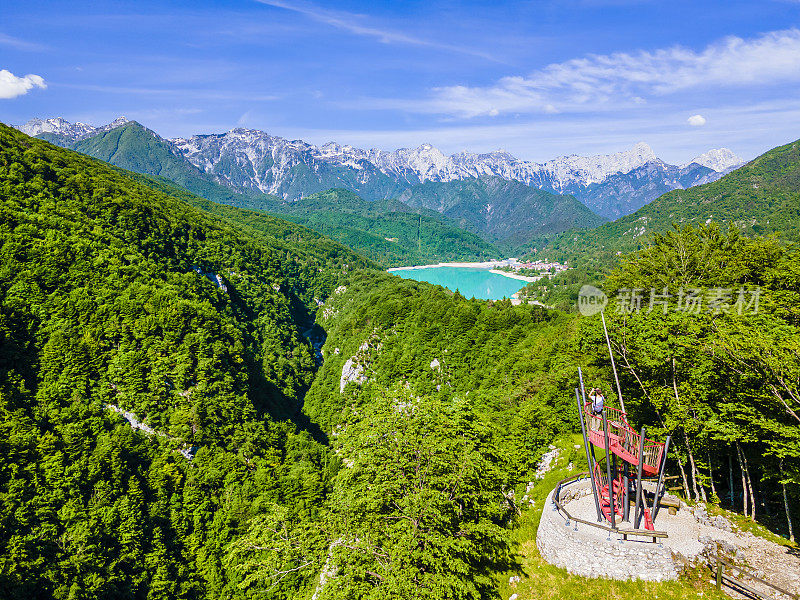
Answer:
584, 403, 664, 475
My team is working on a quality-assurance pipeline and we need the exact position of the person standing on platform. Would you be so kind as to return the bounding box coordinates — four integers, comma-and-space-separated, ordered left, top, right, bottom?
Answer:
589, 387, 605, 415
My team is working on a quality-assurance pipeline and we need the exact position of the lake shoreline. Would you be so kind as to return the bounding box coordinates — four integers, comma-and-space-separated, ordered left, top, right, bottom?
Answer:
390, 263, 526, 301
387, 260, 509, 271
488, 269, 539, 283
387, 261, 540, 283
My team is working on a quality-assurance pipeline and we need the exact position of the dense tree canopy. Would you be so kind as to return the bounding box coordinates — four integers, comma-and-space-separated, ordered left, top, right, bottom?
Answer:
0, 124, 336, 598
1, 123, 797, 600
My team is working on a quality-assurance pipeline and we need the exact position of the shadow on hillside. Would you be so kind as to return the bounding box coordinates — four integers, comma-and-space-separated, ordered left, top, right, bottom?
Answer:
247, 361, 329, 446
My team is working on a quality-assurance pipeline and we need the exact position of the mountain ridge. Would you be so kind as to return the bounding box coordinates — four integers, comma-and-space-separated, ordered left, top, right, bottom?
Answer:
15, 118, 603, 256
18, 116, 745, 219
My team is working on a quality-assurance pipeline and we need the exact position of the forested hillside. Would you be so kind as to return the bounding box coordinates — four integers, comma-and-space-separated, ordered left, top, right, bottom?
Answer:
306, 273, 576, 449
520, 137, 800, 310
0, 124, 590, 598
0, 123, 587, 599
536, 137, 800, 263
134, 177, 501, 268
265, 189, 502, 266
57, 122, 503, 266
304, 228, 799, 583
120, 169, 382, 298
398, 176, 606, 251
1, 123, 796, 599
70, 120, 277, 211
300, 274, 581, 597
0, 124, 348, 597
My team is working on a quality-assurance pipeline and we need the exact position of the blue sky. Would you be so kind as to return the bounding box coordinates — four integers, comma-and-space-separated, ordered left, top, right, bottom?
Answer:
2, 0, 800, 163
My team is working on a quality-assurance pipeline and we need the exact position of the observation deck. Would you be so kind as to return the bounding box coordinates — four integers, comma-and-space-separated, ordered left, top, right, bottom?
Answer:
584, 403, 664, 476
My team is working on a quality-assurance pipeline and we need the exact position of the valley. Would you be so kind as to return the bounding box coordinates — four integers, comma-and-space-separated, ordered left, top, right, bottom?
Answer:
1, 112, 797, 600
0, 119, 800, 598
5, 2, 800, 598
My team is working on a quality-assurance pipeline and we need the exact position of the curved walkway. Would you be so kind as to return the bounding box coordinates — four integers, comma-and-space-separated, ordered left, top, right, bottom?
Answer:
536, 479, 679, 581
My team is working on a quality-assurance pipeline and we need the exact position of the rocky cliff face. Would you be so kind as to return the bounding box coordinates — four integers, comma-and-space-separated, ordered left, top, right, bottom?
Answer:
20, 116, 131, 143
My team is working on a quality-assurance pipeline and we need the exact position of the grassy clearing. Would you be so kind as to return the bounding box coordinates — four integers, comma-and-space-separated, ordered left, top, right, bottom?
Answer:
494, 435, 728, 600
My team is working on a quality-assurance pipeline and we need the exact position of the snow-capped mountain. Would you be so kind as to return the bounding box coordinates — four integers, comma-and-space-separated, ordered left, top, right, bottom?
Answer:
170, 128, 740, 214
18, 117, 95, 140
19, 116, 130, 142
172, 130, 666, 194
17, 116, 745, 219
682, 148, 744, 172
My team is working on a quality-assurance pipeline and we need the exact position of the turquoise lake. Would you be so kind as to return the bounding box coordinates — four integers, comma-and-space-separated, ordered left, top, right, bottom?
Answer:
389, 267, 526, 300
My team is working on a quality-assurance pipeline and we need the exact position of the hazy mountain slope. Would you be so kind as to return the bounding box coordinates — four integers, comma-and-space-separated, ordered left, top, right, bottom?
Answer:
398, 177, 606, 250
576, 161, 718, 219
267, 188, 502, 266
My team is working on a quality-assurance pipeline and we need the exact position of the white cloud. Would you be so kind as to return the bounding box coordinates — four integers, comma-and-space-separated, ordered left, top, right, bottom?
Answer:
687, 114, 707, 127
254, 0, 500, 62
377, 28, 800, 118
0, 69, 46, 99
0, 33, 46, 51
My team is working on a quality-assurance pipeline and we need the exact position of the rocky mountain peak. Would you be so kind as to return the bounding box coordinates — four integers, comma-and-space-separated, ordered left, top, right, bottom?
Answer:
14, 116, 741, 218
19, 116, 96, 141
105, 115, 130, 128
683, 148, 744, 172
18, 115, 133, 143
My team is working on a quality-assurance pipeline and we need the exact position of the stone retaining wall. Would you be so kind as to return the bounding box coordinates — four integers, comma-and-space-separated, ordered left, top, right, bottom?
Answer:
536, 479, 679, 581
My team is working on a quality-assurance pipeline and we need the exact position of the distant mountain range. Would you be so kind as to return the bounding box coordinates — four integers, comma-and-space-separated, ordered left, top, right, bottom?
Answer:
536, 136, 800, 262
20, 116, 131, 145
13, 118, 604, 256
19, 116, 744, 220
396, 177, 604, 248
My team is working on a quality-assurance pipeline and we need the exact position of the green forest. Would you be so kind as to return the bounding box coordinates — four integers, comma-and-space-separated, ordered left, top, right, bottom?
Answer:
1, 123, 798, 599
261, 189, 502, 267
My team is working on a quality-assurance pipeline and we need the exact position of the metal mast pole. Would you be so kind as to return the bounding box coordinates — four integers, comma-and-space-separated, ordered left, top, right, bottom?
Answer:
578, 366, 588, 405
623, 461, 630, 522
576, 387, 603, 521
578, 366, 599, 468
600, 310, 625, 414
651, 436, 671, 523
602, 409, 615, 529
634, 426, 646, 528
